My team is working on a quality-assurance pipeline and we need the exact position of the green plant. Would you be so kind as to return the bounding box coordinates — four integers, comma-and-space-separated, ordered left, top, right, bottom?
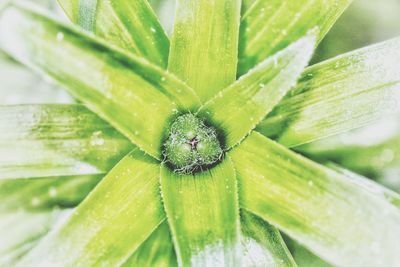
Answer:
1, 0, 400, 266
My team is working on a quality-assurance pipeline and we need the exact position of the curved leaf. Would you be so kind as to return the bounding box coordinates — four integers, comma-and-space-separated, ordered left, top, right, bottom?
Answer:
58, 0, 169, 67
241, 210, 296, 267
258, 37, 400, 147
160, 158, 241, 266
238, 0, 353, 75
122, 222, 178, 267
284, 237, 332, 267
0, 3, 200, 158
199, 34, 314, 149
17, 150, 165, 267
0, 105, 131, 179
168, 0, 241, 102
231, 132, 400, 267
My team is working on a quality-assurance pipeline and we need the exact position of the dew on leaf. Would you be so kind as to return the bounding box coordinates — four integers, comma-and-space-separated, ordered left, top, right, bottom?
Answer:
48, 187, 58, 197
56, 32, 64, 42
90, 131, 105, 146
31, 197, 40, 206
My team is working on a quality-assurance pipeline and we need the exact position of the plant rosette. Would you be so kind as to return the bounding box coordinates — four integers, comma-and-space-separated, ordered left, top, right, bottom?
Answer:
1, 0, 400, 267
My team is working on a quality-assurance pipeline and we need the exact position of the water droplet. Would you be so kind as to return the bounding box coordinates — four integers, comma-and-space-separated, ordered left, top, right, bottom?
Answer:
31, 197, 40, 206
56, 32, 64, 42
150, 27, 156, 33
48, 187, 58, 197
90, 131, 105, 146
273, 57, 278, 67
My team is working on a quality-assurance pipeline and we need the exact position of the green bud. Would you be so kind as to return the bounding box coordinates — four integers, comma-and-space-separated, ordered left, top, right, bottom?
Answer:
163, 114, 223, 173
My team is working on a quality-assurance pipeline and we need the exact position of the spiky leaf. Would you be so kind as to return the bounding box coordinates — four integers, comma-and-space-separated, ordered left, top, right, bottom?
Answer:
168, 0, 241, 102
231, 132, 400, 267
17, 150, 165, 266
58, 0, 169, 67
0, 105, 131, 179
238, 0, 353, 75
0, 3, 200, 158
199, 34, 314, 149
160, 158, 241, 266
258, 37, 400, 147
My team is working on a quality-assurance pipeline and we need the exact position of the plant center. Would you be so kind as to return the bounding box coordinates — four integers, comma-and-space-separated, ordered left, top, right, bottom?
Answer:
163, 113, 223, 173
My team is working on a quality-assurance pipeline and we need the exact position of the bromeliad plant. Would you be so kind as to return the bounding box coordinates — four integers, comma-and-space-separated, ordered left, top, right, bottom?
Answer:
1, 0, 400, 266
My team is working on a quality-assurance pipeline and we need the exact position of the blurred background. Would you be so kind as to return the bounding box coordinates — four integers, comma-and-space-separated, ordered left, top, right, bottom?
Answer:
1, 0, 400, 266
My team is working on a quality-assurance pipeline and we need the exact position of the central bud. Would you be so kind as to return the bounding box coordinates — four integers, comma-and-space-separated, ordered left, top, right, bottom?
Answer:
163, 114, 223, 173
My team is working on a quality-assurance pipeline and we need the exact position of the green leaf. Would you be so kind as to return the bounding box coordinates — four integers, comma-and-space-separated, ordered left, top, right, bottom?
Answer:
122, 222, 178, 267
58, 0, 169, 67
284, 237, 332, 267
238, 0, 353, 75
0, 210, 69, 266
76, 0, 97, 32
160, 157, 241, 266
168, 0, 241, 102
231, 132, 400, 267
199, 34, 315, 149
327, 163, 400, 209
148, 0, 176, 35
17, 149, 165, 266
241, 210, 296, 267
297, 116, 400, 186
257, 37, 400, 147
124, 209, 299, 267
0, 3, 200, 159
0, 175, 101, 212
0, 105, 131, 179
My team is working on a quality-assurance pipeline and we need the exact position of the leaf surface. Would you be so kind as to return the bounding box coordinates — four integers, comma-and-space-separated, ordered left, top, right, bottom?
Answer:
122, 222, 178, 267
297, 115, 400, 186
0, 175, 101, 212
241, 210, 296, 267
17, 150, 165, 267
0, 3, 200, 158
160, 158, 241, 266
258, 37, 400, 147
327, 163, 400, 209
285, 237, 332, 267
199, 35, 314, 149
58, 0, 169, 67
0, 105, 131, 179
231, 132, 400, 267
238, 0, 353, 75
168, 0, 241, 102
